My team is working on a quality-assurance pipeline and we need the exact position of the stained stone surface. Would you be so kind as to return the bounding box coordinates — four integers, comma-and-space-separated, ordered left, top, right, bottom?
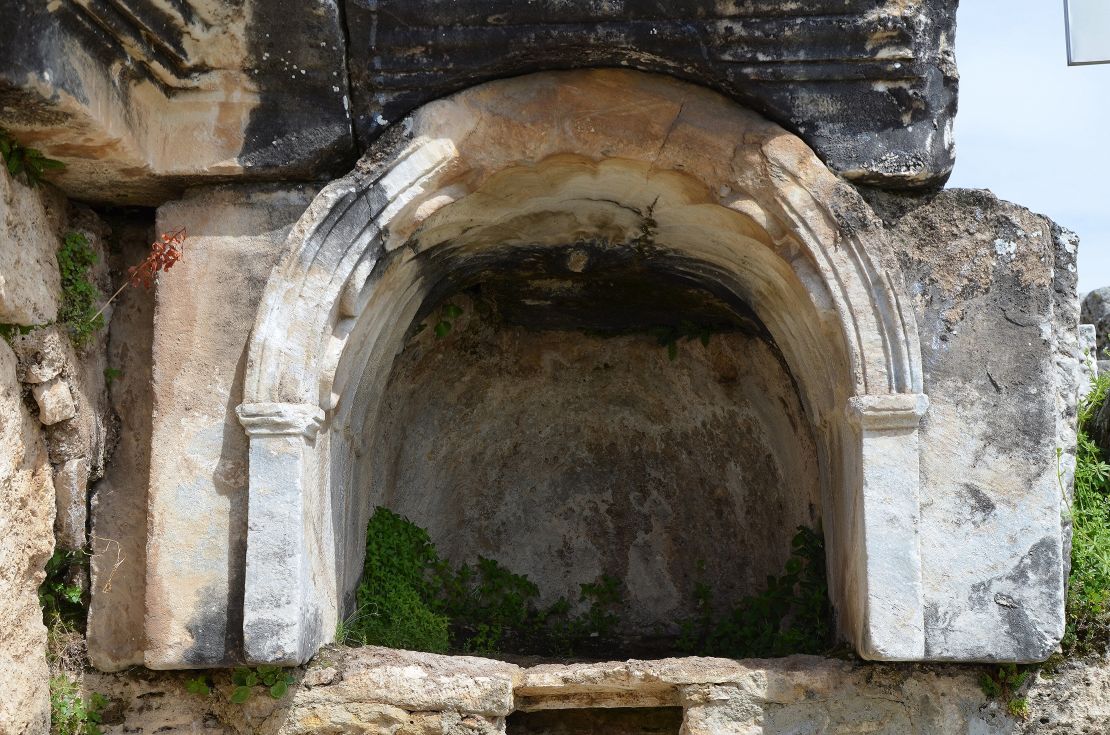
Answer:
0, 0, 353, 205
0, 1, 956, 202
348, 0, 959, 189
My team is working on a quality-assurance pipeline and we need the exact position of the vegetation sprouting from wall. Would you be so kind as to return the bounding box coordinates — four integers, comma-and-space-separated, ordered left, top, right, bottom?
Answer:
343, 507, 832, 659
1065, 372, 1110, 656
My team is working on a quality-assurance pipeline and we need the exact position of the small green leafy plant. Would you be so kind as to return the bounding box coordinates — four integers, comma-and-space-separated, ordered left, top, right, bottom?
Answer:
1, 131, 64, 187
677, 526, 832, 658
979, 664, 1031, 721
185, 666, 293, 704
185, 676, 211, 696
434, 303, 464, 338
50, 675, 106, 735
40, 550, 86, 629
103, 367, 123, 385
57, 233, 103, 347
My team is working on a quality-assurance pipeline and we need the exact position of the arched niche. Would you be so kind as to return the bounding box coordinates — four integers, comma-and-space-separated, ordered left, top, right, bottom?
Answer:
236, 69, 928, 665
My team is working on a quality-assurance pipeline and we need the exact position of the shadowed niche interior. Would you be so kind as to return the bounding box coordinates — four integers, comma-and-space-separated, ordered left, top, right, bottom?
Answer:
506, 707, 684, 734
361, 242, 821, 656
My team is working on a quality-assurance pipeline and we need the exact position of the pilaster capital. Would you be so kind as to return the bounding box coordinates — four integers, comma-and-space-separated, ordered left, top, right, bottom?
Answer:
847, 393, 929, 431
236, 402, 325, 438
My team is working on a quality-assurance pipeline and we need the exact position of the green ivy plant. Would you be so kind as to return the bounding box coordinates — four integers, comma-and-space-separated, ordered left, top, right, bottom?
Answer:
57, 232, 104, 347
50, 676, 106, 735
0, 131, 64, 187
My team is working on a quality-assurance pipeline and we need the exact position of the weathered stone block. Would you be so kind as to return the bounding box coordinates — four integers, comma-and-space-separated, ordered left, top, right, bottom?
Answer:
865, 188, 1077, 661
0, 2, 353, 206
32, 377, 76, 425
142, 185, 318, 668
347, 0, 958, 189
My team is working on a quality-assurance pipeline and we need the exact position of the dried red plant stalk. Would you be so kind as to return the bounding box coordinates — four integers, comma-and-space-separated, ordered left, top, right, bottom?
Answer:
88, 227, 186, 324
127, 227, 186, 289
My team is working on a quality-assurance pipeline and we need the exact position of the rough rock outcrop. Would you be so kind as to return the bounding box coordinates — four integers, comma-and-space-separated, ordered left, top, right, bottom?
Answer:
0, 328, 55, 735
0, 179, 120, 733
0, 169, 66, 324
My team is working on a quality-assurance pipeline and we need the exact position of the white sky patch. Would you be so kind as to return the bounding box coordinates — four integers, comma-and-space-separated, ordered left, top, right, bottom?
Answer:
948, 0, 1110, 294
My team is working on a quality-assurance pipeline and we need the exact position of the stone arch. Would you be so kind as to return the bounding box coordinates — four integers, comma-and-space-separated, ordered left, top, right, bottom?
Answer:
237, 70, 928, 664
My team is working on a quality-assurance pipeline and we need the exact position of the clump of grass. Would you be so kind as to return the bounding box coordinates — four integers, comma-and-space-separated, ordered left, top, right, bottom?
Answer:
57, 232, 103, 347
1063, 371, 1110, 656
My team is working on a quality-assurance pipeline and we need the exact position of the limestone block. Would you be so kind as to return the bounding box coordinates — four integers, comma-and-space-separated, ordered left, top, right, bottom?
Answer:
306, 648, 518, 717
348, 0, 957, 189
141, 185, 318, 669
0, 166, 65, 324
93, 651, 1110, 734
865, 188, 1076, 661
283, 702, 410, 734
0, 340, 55, 735
54, 457, 89, 550
32, 376, 76, 425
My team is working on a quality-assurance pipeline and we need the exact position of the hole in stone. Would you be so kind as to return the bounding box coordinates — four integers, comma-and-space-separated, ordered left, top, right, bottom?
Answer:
358, 243, 824, 658
506, 707, 683, 735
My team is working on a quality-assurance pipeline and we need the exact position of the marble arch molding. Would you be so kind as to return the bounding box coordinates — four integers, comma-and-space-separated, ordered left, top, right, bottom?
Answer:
235, 70, 929, 665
